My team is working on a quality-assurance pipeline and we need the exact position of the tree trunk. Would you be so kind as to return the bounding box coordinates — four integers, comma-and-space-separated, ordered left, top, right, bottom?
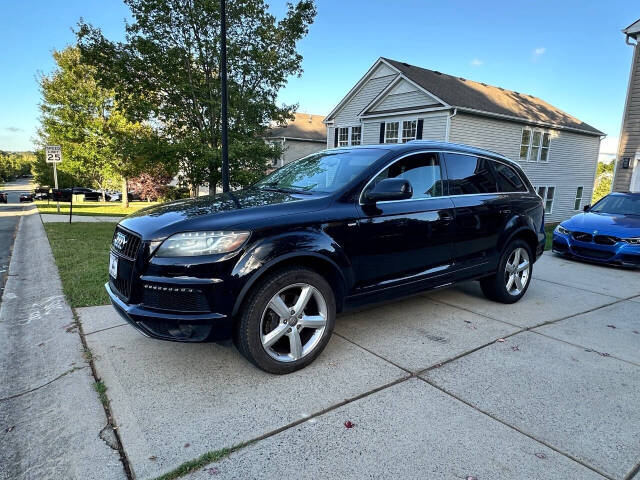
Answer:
122, 177, 129, 209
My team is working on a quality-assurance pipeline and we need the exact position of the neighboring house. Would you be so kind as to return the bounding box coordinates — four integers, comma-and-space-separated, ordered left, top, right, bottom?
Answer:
266, 113, 327, 167
613, 18, 640, 193
324, 58, 604, 223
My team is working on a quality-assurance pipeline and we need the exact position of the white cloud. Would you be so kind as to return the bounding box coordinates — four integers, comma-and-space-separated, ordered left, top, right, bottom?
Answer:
470, 58, 483, 67
533, 47, 546, 56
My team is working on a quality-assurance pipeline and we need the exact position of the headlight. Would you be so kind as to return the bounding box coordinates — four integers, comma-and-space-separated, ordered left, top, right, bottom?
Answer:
154, 231, 250, 257
622, 237, 640, 245
555, 225, 570, 235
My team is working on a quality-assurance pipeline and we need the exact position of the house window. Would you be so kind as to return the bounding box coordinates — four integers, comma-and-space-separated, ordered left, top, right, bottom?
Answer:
574, 186, 584, 211
520, 128, 551, 162
384, 122, 399, 143
351, 126, 361, 146
402, 120, 417, 142
338, 127, 349, 147
537, 186, 555, 214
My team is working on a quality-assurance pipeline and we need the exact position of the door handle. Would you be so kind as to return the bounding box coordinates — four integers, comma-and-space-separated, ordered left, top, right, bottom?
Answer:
500, 209, 512, 215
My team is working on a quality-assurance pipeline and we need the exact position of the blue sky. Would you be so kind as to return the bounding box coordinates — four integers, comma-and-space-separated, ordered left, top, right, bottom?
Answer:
1, 0, 637, 159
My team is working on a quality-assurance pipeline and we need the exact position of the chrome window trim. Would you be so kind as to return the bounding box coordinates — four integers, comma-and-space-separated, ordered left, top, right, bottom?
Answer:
358, 149, 530, 206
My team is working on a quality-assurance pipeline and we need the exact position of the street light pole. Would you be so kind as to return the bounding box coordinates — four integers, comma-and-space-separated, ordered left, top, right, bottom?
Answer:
220, 0, 230, 193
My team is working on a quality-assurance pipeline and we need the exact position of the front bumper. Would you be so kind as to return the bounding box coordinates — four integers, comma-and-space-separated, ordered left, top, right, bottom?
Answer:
106, 282, 228, 342
552, 232, 640, 268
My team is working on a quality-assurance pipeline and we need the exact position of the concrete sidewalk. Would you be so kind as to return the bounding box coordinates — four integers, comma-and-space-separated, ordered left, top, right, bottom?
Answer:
0, 209, 127, 480
77, 254, 640, 480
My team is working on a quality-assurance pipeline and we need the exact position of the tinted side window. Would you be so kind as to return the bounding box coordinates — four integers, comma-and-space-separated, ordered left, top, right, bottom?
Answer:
369, 152, 444, 200
444, 153, 497, 195
493, 161, 527, 192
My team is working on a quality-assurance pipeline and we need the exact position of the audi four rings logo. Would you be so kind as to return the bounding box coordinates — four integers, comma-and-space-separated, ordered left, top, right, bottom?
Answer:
114, 232, 128, 250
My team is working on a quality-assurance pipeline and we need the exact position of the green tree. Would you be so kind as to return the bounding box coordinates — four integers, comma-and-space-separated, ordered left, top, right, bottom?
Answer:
77, 0, 315, 194
37, 46, 167, 205
592, 161, 614, 203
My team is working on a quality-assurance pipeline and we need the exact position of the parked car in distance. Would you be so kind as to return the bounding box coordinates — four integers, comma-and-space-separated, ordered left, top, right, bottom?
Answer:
106, 141, 545, 374
0, 192, 7, 203
109, 191, 138, 202
553, 192, 640, 267
19, 193, 34, 203
34, 187, 51, 200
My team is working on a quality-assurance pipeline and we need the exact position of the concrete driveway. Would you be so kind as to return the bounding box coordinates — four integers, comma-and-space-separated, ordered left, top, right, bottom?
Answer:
78, 255, 640, 480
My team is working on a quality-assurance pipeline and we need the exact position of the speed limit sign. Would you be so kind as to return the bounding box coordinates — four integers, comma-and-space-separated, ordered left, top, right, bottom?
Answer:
45, 145, 62, 163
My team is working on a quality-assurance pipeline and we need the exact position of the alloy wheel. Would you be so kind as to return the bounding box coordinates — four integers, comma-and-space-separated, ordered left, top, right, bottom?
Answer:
504, 247, 530, 296
260, 283, 328, 363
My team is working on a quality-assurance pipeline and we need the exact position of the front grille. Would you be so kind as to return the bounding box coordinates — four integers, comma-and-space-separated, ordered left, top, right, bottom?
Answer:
572, 232, 593, 242
572, 246, 614, 260
111, 276, 132, 298
594, 235, 620, 246
112, 227, 142, 260
142, 285, 210, 313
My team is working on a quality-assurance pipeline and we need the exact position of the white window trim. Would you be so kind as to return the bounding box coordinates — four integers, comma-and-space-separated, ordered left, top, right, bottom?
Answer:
536, 185, 556, 214
520, 127, 551, 163
384, 118, 418, 144
574, 185, 585, 211
335, 124, 363, 146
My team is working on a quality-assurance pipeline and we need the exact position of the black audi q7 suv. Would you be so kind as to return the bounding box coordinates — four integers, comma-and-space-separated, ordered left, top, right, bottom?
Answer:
107, 141, 545, 374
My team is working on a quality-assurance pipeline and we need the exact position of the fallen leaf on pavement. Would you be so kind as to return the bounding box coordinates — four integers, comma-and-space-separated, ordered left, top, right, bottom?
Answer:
5, 426, 15, 433
633, 331, 639, 335
599, 352, 610, 357
511, 345, 519, 351
466, 476, 477, 480
497, 338, 506, 343
204, 467, 220, 475
535, 452, 546, 459
344, 420, 355, 429
606, 325, 616, 329
184, 443, 190, 448
148, 456, 157, 461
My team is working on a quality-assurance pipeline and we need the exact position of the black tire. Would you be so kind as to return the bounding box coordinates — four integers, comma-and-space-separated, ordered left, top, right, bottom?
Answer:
480, 239, 533, 304
235, 267, 336, 374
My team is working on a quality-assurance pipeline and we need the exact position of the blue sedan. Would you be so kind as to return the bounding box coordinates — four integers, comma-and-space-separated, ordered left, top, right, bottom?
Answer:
552, 192, 640, 267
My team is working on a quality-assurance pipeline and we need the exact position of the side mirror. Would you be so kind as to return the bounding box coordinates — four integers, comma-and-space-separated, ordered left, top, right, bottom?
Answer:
363, 178, 413, 205
583, 204, 591, 212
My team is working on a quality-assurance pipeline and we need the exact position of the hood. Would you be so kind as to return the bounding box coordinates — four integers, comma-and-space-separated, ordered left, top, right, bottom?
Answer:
562, 212, 640, 237
119, 187, 329, 240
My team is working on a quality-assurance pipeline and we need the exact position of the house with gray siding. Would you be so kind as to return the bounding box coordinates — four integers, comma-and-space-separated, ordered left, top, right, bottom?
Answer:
613, 18, 640, 193
324, 58, 604, 223
266, 113, 326, 168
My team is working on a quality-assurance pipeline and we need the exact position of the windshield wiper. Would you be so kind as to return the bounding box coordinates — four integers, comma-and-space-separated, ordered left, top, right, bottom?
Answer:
259, 184, 313, 195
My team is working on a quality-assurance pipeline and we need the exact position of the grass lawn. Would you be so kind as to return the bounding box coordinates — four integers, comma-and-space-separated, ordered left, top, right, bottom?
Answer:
544, 224, 556, 251
44, 222, 117, 307
36, 200, 158, 217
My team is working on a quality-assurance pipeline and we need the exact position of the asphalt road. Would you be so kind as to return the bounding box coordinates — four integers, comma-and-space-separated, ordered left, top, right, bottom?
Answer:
0, 177, 33, 302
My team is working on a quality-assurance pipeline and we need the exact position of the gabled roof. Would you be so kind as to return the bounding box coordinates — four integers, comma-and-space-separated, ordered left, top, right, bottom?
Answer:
267, 113, 326, 142
382, 58, 604, 136
623, 18, 640, 38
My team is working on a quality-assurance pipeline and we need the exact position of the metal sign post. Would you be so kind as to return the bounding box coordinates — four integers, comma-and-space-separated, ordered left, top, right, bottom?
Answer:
45, 145, 62, 213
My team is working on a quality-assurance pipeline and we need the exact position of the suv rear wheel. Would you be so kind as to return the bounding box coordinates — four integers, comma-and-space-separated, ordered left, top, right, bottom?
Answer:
480, 239, 533, 304
235, 267, 336, 374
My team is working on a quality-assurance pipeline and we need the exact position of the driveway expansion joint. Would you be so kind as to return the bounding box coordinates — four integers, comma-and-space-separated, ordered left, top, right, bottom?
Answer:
417, 376, 614, 480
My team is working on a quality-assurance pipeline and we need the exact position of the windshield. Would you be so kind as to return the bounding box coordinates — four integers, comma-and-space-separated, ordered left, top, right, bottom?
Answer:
256, 149, 387, 193
591, 195, 640, 216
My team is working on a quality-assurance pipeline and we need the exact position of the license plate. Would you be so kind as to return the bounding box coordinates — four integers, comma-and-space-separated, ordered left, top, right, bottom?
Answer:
109, 253, 118, 278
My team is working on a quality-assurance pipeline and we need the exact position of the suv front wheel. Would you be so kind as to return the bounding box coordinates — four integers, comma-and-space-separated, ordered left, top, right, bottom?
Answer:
235, 267, 336, 374
480, 239, 533, 304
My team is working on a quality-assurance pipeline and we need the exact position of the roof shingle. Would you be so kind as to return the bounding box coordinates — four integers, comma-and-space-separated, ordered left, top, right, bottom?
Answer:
267, 113, 327, 141
382, 58, 604, 136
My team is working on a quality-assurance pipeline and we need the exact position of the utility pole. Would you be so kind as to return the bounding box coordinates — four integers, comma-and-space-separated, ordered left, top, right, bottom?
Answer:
220, 0, 230, 193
